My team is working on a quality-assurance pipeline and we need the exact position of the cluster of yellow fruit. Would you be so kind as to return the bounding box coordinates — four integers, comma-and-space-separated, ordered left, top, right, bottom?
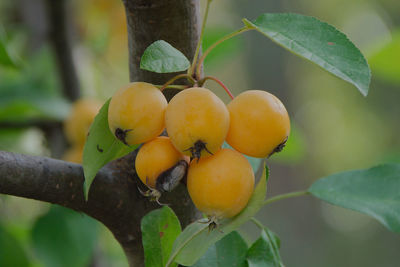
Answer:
63, 99, 102, 163
108, 82, 290, 219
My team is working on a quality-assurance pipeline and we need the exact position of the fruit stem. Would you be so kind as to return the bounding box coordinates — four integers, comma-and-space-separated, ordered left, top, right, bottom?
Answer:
160, 74, 195, 91
195, 26, 252, 79
199, 76, 235, 100
188, 0, 212, 79
262, 190, 310, 206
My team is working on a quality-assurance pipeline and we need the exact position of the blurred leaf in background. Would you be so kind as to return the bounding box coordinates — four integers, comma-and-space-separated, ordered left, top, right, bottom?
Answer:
368, 30, 400, 85
0, 48, 70, 123
0, 223, 30, 267
203, 27, 244, 70
0, 25, 19, 68
31, 205, 99, 267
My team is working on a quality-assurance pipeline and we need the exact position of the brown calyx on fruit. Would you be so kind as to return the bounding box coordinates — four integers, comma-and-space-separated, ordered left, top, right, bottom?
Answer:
156, 160, 188, 193
268, 136, 288, 158
114, 128, 132, 145
185, 140, 213, 161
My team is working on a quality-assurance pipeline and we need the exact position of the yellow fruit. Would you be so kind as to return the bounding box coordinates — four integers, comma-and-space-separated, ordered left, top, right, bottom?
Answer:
136, 136, 189, 189
64, 99, 102, 145
226, 90, 290, 158
187, 148, 254, 218
108, 82, 168, 145
62, 145, 84, 164
165, 87, 230, 159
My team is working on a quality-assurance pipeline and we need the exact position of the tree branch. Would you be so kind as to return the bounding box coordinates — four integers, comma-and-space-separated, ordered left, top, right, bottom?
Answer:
1, 1, 201, 266
123, 0, 200, 100
0, 150, 199, 266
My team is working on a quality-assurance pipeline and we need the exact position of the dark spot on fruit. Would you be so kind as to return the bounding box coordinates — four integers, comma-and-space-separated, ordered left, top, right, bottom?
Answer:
159, 232, 164, 238
164, 223, 169, 229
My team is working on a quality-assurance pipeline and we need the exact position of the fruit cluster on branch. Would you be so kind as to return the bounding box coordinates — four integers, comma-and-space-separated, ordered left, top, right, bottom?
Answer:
107, 81, 290, 225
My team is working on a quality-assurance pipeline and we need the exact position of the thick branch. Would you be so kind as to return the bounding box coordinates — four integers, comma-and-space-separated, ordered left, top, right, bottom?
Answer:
123, 0, 200, 100
1, 1, 202, 266
0, 150, 199, 266
0, 120, 62, 129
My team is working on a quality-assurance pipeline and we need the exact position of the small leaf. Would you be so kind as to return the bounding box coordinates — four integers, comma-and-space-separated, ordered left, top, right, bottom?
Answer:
82, 99, 138, 198
140, 40, 190, 73
167, 165, 269, 266
141, 206, 182, 267
0, 224, 30, 267
246, 229, 282, 267
243, 13, 371, 96
309, 164, 400, 233
31, 205, 99, 267
192, 231, 248, 267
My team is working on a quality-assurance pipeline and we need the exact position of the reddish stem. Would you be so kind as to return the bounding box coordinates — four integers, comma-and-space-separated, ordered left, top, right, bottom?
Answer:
200, 76, 234, 100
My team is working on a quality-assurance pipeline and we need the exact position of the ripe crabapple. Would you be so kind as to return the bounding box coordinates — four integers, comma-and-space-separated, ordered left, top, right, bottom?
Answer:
62, 145, 83, 164
187, 148, 254, 219
135, 136, 189, 204
226, 90, 290, 158
64, 99, 102, 146
108, 82, 167, 146
165, 87, 230, 159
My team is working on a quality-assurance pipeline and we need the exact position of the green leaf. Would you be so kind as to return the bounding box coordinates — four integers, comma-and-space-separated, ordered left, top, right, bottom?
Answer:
309, 164, 400, 233
82, 99, 137, 198
0, 26, 18, 68
243, 13, 371, 96
0, 48, 68, 122
192, 231, 248, 267
246, 229, 282, 267
0, 224, 30, 267
140, 40, 190, 73
167, 165, 269, 266
0, 97, 70, 123
31, 205, 99, 267
368, 30, 400, 85
141, 206, 182, 267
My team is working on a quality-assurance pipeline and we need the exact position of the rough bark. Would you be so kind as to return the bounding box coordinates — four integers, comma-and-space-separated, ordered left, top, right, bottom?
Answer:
0, 1, 202, 266
0, 150, 199, 267
120, 0, 202, 264
123, 0, 201, 100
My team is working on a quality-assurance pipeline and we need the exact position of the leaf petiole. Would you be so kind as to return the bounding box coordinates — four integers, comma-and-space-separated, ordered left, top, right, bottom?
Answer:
262, 190, 310, 206
195, 26, 253, 79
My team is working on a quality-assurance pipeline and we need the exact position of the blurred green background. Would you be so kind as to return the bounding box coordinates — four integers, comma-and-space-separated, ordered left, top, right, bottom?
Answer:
0, 0, 399, 266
